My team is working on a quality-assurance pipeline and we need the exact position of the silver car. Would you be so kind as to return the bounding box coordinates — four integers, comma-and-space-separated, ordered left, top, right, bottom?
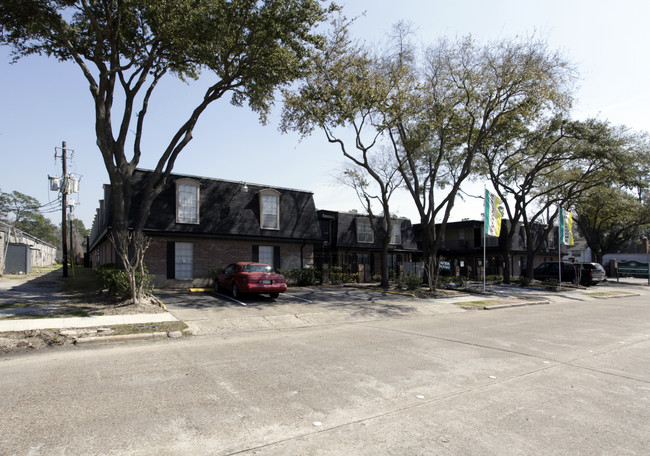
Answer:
578, 262, 606, 285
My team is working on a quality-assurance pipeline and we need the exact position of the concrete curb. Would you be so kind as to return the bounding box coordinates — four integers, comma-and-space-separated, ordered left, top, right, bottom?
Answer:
74, 331, 170, 346
483, 300, 550, 310
585, 293, 641, 300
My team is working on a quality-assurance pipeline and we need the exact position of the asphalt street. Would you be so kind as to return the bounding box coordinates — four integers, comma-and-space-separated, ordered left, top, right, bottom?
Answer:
1, 282, 649, 455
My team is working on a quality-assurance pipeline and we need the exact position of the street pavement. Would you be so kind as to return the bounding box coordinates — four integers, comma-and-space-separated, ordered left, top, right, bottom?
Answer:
0, 278, 648, 455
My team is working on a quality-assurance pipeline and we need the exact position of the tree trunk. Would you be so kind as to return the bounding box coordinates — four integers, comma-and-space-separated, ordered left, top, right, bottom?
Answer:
380, 238, 390, 288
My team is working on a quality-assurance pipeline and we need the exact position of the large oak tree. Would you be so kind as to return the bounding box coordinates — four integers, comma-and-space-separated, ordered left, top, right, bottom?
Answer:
1, 0, 336, 302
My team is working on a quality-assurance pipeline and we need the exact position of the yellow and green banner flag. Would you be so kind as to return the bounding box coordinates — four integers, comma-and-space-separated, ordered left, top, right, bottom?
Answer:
559, 207, 574, 246
484, 189, 502, 237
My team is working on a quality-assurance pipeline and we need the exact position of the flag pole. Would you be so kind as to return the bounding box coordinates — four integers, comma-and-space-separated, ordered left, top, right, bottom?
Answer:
483, 187, 487, 293
558, 206, 562, 289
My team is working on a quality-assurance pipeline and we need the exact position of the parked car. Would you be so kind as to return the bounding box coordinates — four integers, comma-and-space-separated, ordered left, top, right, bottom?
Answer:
533, 262, 581, 284
577, 262, 606, 285
533, 261, 605, 286
215, 262, 287, 299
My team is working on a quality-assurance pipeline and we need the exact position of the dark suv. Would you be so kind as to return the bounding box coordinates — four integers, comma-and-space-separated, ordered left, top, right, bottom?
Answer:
533, 261, 605, 286
534, 262, 580, 284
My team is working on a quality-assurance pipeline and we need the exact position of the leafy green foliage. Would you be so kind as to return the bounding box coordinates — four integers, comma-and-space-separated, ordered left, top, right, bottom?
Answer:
96, 264, 154, 300
404, 272, 423, 290
328, 266, 359, 284
1, 0, 337, 304
518, 276, 532, 287
486, 275, 504, 283
542, 278, 559, 291
278, 268, 321, 286
0, 189, 61, 245
575, 186, 650, 263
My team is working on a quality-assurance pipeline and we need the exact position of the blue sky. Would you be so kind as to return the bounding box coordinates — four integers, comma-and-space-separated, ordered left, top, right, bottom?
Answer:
1, 0, 648, 229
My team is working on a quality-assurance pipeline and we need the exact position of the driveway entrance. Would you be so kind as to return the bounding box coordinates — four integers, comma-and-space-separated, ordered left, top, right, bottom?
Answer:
156, 286, 464, 335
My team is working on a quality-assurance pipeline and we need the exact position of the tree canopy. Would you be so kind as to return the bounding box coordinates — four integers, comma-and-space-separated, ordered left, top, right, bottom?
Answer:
1, 0, 337, 300
283, 22, 578, 287
0, 189, 61, 246
281, 21, 403, 287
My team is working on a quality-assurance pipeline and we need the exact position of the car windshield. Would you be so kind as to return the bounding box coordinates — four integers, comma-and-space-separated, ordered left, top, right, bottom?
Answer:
242, 264, 272, 273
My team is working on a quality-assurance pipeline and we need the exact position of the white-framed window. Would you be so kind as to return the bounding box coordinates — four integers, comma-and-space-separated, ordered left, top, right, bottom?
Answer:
390, 221, 402, 245
176, 179, 200, 224
356, 218, 374, 244
175, 242, 193, 279
259, 189, 280, 230
258, 246, 274, 266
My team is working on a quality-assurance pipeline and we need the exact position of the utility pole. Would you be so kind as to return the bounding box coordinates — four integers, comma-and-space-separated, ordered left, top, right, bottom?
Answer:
52, 141, 80, 279
69, 210, 75, 278
61, 141, 68, 278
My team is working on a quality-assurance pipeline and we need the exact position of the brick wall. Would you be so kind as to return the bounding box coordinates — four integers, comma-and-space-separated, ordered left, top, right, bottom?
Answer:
146, 236, 315, 285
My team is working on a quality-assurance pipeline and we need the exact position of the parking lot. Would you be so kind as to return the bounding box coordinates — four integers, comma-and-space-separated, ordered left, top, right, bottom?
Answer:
156, 286, 466, 335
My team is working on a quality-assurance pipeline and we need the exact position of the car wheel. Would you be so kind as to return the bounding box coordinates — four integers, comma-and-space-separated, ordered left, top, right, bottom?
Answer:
270, 292, 279, 299
232, 283, 240, 299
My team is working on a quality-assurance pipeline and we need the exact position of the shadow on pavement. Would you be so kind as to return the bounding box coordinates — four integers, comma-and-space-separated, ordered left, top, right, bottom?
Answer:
156, 287, 423, 319
0, 269, 66, 305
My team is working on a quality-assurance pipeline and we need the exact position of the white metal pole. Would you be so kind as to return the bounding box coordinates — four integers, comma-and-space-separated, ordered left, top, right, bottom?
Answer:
558, 207, 562, 289
483, 187, 487, 293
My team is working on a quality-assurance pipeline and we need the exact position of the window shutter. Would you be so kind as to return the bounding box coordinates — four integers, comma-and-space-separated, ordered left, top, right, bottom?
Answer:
167, 241, 175, 279
274, 246, 281, 270
252, 245, 259, 262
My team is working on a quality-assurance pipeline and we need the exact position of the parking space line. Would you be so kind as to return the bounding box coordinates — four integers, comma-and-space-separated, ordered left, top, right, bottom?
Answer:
212, 291, 247, 306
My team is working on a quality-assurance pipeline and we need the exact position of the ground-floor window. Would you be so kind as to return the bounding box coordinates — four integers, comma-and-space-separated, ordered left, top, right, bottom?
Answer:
258, 245, 274, 266
175, 242, 193, 279
519, 256, 527, 270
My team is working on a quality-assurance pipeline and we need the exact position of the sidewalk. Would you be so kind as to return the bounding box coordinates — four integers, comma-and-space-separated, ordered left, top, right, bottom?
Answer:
1, 274, 646, 336
0, 312, 178, 332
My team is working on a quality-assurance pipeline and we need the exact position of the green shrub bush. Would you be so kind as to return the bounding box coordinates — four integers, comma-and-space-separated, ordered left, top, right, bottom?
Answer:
278, 268, 321, 286
404, 272, 423, 290
486, 274, 503, 283
390, 270, 405, 289
96, 265, 154, 300
329, 266, 359, 284
542, 278, 559, 291
518, 276, 532, 287
437, 274, 466, 288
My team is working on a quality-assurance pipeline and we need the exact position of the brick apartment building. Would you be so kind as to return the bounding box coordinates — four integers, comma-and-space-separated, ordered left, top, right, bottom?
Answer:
88, 169, 322, 287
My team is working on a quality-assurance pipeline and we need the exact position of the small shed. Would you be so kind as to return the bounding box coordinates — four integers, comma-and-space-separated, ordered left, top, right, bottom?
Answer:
5, 243, 33, 275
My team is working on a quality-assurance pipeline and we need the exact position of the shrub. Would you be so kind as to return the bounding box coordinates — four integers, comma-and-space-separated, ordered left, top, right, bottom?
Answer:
438, 274, 466, 289
96, 265, 154, 300
278, 268, 320, 286
390, 270, 405, 289
329, 266, 359, 284
542, 278, 559, 291
404, 272, 423, 290
518, 276, 532, 287
209, 267, 225, 277
486, 275, 503, 283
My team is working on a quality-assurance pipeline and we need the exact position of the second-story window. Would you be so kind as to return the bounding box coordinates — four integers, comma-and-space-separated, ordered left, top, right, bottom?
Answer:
356, 218, 373, 243
390, 221, 402, 245
259, 189, 280, 230
176, 179, 200, 224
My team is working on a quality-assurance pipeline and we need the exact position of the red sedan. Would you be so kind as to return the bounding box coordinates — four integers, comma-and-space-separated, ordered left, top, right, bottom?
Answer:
216, 262, 287, 299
